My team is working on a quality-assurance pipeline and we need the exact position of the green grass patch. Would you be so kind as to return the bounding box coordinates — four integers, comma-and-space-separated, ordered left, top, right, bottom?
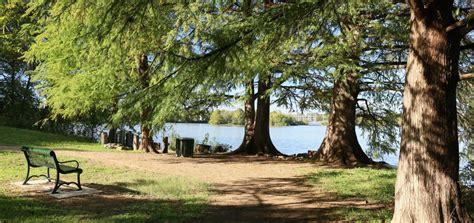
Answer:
334, 207, 393, 222
0, 151, 210, 222
309, 168, 396, 221
309, 168, 396, 203
309, 168, 474, 221
0, 126, 103, 151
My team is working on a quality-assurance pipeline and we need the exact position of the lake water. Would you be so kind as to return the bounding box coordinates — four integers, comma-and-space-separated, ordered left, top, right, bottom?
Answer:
153, 123, 400, 165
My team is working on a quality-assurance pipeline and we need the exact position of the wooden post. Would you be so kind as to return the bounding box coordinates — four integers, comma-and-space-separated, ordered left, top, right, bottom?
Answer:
118, 131, 125, 145
163, 137, 169, 153
114, 130, 120, 144
133, 134, 140, 150
125, 131, 133, 147
109, 128, 116, 143
100, 132, 108, 144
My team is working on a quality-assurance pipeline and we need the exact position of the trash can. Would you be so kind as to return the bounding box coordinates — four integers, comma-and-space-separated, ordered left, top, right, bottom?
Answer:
180, 137, 194, 157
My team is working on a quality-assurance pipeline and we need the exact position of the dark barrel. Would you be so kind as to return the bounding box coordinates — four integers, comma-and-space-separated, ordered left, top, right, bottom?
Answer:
181, 138, 194, 157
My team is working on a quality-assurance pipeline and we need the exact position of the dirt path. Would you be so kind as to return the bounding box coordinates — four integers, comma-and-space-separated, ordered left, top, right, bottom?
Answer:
3, 145, 381, 222
55, 150, 380, 222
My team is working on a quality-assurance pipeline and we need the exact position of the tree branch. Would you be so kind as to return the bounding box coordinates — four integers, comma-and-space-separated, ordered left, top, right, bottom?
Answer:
460, 73, 474, 81
460, 43, 474, 50
407, 0, 426, 19
446, 11, 474, 36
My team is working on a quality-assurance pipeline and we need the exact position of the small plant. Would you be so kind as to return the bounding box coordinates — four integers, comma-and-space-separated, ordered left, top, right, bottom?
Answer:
166, 128, 180, 151
202, 133, 210, 145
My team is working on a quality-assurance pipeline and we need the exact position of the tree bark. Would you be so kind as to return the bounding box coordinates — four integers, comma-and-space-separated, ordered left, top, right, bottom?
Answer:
139, 119, 153, 153
233, 80, 257, 154
137, 54, 156, 153
316, 72, 372, 166
233, 76, 283, 156
392, 1, 471, 222
253, 76, 281, 155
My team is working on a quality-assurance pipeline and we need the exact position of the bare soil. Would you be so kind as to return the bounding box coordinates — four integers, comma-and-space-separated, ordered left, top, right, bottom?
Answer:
59, 150, 384, 222
3, 146, 386, 222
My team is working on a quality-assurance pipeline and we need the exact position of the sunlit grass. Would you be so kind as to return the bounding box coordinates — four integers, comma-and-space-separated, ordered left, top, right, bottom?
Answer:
0, 151, 210, 222
0, 126, 103, 151
309, 168, 396, 221
309, 168, 396, 203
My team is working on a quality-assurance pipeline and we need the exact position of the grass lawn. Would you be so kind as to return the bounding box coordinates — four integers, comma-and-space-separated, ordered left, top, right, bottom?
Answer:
309, 168, 396, 221
1, 126, 472, 222
0, 151, 211, 222
0, 126, 104, 151
309, 168, 474, 221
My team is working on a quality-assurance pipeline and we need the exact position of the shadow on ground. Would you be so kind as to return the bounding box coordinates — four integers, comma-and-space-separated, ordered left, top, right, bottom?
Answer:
1, 180, 206, 222
202, 175, 390, 222
151, 153, 322, 165
1, 175, 392, 222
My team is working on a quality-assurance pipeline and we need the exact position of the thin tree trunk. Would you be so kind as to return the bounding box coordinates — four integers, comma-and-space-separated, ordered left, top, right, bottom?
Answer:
316, 72, 372, 166
392, 1, 471, 222
137, 54, 156, 153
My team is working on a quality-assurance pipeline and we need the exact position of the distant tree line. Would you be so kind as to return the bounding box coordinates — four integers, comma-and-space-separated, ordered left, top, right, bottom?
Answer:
208, 109, 306, 126
208, 109, 245, 125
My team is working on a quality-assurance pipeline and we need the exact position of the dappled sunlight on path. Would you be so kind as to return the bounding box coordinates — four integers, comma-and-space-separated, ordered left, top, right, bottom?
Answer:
56, 151, 388, 221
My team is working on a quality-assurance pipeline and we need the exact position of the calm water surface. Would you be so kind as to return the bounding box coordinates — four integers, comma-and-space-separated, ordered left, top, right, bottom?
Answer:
154, 123, 400, 165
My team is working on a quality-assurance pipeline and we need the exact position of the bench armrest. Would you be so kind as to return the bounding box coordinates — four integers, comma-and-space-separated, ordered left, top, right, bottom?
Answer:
58, 160, 80, 169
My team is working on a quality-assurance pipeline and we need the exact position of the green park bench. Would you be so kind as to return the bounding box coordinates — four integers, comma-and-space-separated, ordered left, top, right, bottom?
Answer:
21, 146, 83, 194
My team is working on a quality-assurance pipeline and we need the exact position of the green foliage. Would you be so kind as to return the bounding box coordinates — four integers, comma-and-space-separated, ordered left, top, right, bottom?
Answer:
208, 109, 244, 125
165, 127, 181, 151
209, 110, 306, 126
230, 109, 244, 125
208, 110, 224, 125
0, 1, 40, 128
314, 114, 329, 125
269, 112, 306, 126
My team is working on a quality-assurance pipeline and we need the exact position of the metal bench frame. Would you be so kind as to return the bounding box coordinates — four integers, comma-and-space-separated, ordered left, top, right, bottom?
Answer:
21, 146, 83, 194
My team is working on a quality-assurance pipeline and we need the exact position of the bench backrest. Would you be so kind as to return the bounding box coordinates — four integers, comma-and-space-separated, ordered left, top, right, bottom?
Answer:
21, 146, 58, 169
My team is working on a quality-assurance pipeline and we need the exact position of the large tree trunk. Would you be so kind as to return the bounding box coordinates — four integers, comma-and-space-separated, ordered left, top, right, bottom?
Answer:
233, 80, 257, 154
233, 77, 283, 156
392, 2, 471, 222
137, 54, 156, 153
316, 73, 372, 166
139, 118, 153, 152
234, 77, 282, 155
253, 76, 281, 155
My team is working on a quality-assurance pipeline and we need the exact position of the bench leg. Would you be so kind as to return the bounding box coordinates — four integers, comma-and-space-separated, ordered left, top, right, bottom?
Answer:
22, 165, 31, 185
52, 170, 60, 194
77, 173, 82, 191
47, 168, 51, 182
